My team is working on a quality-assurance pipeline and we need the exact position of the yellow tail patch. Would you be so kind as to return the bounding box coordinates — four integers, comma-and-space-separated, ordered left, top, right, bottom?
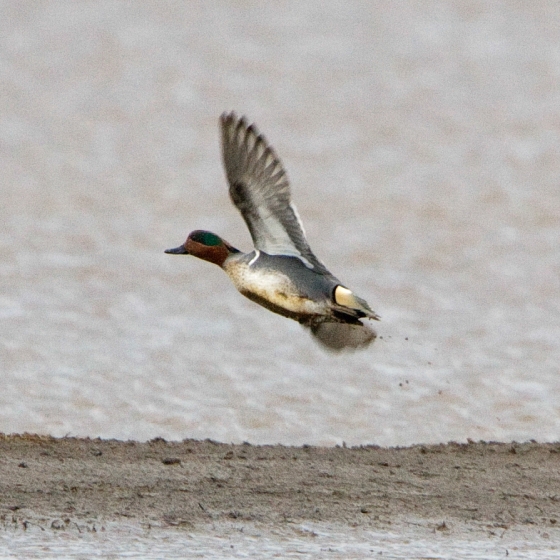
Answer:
334, 285, 359, 309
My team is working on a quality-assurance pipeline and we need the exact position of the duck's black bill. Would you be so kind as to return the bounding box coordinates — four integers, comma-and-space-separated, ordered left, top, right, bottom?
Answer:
165, 245, 189, 255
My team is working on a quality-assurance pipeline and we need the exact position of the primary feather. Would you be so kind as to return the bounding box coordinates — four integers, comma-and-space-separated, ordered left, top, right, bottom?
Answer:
220, 112, 332, 275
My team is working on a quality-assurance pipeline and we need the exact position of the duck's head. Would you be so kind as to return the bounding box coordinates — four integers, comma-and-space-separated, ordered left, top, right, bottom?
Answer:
165, 230, 240, 267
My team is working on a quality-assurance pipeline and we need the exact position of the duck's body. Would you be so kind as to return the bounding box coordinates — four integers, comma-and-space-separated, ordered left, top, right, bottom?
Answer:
224, 252, 330, 319
166, 112, 380, 351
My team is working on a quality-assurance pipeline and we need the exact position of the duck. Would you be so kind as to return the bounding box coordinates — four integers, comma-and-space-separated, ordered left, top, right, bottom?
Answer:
166, 112, 380, 351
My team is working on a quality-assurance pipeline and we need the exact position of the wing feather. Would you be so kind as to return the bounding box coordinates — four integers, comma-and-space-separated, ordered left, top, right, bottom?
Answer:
220, 112, 331, 275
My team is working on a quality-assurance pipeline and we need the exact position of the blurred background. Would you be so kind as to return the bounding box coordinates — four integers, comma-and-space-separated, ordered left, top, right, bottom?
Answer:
1, 1, 559, 446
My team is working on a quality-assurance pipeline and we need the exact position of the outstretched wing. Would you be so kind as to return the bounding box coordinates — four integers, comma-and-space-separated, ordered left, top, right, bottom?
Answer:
220, 111, 331, 275
308, 320, 377, 352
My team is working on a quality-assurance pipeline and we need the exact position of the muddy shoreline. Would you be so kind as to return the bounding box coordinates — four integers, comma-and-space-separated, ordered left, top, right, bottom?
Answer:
1, 434, 559, 534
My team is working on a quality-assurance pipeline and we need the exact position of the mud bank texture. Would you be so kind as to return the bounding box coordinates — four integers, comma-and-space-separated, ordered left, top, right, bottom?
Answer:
1, 434, 559, 535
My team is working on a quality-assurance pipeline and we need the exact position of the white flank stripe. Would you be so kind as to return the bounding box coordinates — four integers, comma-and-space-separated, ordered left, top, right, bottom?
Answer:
248, 250, 261, 266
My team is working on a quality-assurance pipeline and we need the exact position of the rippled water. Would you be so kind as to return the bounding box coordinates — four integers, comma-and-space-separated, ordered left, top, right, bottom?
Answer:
1, 1, 560, 554
2, 0, 559, 447
2, 521, 560, 560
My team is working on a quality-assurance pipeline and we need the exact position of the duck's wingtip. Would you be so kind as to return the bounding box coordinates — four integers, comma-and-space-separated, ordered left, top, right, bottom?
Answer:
220, 110, 235, 122
307, 321, 377, 353
221, 110, 246, 127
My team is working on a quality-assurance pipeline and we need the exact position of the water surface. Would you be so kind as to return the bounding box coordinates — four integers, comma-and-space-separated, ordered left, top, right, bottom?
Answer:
1, 0, 559, 448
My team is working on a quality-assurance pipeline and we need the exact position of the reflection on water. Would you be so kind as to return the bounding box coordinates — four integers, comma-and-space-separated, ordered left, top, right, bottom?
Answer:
1, 2, 560, 448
